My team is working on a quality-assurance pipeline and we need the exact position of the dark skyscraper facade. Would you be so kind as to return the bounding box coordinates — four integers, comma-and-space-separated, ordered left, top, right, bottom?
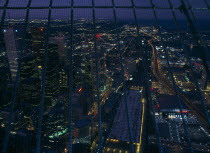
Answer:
0, 0, 210, 153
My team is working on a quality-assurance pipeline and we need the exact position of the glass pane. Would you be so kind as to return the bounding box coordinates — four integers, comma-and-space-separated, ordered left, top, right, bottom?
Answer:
52, 0, 71, 7
170, 0, 182, 8
153, 0, 170, 7
188, 0, 207, 8
134, 0, 151, 7
31, 0, 50, 7
74, 0, 92, 6
8, 0, 29, 7
94, 0, 112, 6
0, 0, 6, 7
114, 0, 132, 6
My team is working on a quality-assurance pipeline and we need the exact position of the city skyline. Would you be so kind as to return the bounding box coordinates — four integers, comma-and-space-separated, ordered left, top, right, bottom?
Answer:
0, 0, 210, 153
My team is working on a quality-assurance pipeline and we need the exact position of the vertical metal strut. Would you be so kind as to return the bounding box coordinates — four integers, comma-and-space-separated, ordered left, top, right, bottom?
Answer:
111, 0, 135, 152
68, 0, 74, 153
130, 0, 164, 152
36, 0, 53, 152
91, 0, 103, 152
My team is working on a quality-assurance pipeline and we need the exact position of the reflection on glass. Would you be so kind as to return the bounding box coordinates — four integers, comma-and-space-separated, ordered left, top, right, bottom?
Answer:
0, 1, 210, 153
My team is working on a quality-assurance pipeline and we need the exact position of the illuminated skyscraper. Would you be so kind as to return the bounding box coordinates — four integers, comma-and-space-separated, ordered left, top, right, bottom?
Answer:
45, 44, 60, 105
3, 28, 18, 82
31, 27, 45, 66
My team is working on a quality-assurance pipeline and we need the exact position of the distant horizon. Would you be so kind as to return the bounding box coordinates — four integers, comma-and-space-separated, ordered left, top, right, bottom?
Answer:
4, 18, 210, 31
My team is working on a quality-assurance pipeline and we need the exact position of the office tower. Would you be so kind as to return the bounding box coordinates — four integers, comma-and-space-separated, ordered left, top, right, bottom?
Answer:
49, 35, 67, 64
19, 55, 41, 106
3, 28, 19, 82
30, 27, 45, 66
59, 68, 68, 91
45, 44, 60, 105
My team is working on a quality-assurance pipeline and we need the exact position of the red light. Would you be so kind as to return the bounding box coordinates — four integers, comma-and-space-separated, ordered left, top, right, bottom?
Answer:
96, 34, 101, 39
182, 110, 189, 113
194, 62, 201, 66
78, 88, 82, 93
177, 110, 189, 113
40, 27, 44, 32
150, 88, 154, 91
155, 104, 160, 109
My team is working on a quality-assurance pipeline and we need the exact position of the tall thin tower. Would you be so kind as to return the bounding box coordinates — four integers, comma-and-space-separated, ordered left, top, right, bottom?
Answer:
3, 28, 18, 82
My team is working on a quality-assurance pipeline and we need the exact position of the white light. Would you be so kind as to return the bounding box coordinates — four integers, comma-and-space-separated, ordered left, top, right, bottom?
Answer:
129, 78, 133, 80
